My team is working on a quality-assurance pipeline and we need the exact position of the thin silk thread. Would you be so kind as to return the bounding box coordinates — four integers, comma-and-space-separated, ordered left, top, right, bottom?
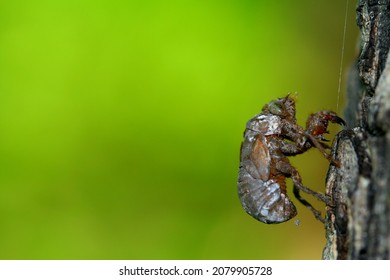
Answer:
337, 0, 349, 111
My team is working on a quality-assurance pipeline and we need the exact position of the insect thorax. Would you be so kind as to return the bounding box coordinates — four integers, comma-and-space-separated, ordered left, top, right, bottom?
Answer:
246, 114, 282, 136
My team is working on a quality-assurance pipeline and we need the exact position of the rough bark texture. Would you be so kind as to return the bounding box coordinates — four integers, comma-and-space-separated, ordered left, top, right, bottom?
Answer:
323, 0, 390, 259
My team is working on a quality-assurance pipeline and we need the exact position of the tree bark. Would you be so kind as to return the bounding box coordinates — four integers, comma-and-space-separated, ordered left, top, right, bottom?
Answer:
323, 0, 390, 259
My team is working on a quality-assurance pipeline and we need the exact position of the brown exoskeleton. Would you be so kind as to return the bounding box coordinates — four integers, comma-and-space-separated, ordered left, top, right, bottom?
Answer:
237, 94, 345, 224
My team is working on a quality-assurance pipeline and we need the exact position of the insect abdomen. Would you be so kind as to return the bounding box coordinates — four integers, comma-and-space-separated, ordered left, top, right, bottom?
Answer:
238, 124, 297, 224
238, 167, 297, 224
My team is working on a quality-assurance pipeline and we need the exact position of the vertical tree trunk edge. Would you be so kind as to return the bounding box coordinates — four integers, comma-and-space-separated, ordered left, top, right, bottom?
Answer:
323, 0, 390, 260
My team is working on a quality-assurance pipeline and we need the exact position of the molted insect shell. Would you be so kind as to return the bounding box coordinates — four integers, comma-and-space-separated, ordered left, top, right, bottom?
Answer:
238, 114, 297, 224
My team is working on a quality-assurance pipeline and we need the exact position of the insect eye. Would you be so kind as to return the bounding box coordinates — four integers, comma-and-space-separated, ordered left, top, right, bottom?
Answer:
267, 101, 284, 116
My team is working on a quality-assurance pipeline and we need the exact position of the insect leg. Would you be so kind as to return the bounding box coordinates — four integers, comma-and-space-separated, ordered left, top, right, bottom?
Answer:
305, 133, 340, 167
289, 168, 330, 204
276, 160, 329, 223
293, 185, 325, 223
279, 140, 310, 156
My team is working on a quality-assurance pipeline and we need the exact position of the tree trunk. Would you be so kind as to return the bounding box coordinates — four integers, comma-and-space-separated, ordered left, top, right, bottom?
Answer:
323, 0, 390, 259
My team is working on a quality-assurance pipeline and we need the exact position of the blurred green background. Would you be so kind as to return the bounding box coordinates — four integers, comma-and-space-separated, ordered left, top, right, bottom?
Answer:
0, 0, 358, 259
